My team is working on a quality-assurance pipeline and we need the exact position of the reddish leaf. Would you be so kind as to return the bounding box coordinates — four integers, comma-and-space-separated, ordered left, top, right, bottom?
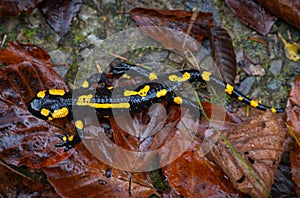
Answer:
286, 76, 300, 139
130, 8, 214, 52
225, 0, 277, 35
163, 143, 242, 197
0, 41, 73, 168
256, 0, 300, 31
291, 147, 300, 196
38, 0, 83, 37
0, 0, 44, 19
0, 161, 58, 197
208, 111, 287, 197
43, 144, 156, 197
210, 27, 237, 84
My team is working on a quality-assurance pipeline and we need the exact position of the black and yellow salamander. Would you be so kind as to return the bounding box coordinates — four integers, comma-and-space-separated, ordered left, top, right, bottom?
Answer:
28, 62, 284, 151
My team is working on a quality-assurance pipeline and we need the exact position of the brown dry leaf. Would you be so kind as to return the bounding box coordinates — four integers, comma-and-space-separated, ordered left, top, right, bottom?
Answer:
0, 0, 44, 19
130, 7, 214, 52
290, 147, 300, 196
286, 76, 300, 139
256, 0, 300, 31
225, 0, 277, 35
208, 111, 287, 197
0, 161, 58, 197
43, 143, 156, 197
0, 41, 73, 168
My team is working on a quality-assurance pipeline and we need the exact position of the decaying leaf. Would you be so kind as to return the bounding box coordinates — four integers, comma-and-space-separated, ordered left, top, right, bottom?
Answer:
43, 143, 156, 197
290, 147, 300, 196
0, 41, 73, 168
210, 27, 237, 84
208, 111, 287, 197
130, 7, 214, 52
0, 0, 44, 19
0, 161, 58, 197
225, 0, 277, 35
163, 142, 242, 197
286, 76, 300, 139
38, 0, 83, 37
256, 0, 300, 31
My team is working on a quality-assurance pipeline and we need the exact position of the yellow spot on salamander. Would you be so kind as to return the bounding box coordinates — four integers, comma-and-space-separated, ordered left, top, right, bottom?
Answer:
156, 89, 168, 98
202, 71, 211, 82
124, 85, 150, 97
92, 103, 130, 109
123, 74, 131, 79
270, 107, 277, 113
48, 117, 53, 121
225, 84, 234, 95
168, 72, 190, 82
52, 107, 69, 119
63, 136, 67, 142
173, 96, 183, 104
250, 100, 259, 108
182, 72, 191, 80
149, 72, 158, 81
40, 108, 50, 117
68, 135, 74, 142
107, 86, 114, 90
75, 120, 84, 130
238, 96, 243, 101
37, 90, 46, 98
77, 94, 93, 105
76, 94, 130, 108
82, 80, 89, 88
49, 89, 65, 96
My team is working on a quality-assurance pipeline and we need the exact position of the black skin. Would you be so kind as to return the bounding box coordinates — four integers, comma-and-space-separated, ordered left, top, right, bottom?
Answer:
28, 62, 284, 152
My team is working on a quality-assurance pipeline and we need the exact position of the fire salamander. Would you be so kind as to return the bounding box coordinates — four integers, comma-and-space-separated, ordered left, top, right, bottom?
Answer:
28, 62, 284, 151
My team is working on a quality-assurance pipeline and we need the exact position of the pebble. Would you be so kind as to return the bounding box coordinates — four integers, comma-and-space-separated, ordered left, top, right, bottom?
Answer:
269, 59, 283, 76
267, 79, 282, 90
237, 76, 256, 95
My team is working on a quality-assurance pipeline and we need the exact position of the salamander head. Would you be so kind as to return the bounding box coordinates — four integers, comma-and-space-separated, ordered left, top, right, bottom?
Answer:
28, 90, 70, 121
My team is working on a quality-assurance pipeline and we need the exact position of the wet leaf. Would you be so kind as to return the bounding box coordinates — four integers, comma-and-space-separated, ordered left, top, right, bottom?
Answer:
163, 143, 242, 197
291, 147, 300, 196
208, 111, 287, 197
286, 76, 300, 139
256, 0, 300, 31
0, 161, 58, 197
0, 41, 73, 168
210, 27, 237, 84
38, 0, 83, 37
271, 163, 298, 197
43, 143, 156, 197
0, 0, 44, 19
130, 7, 214, 52
225, 0, 277, 35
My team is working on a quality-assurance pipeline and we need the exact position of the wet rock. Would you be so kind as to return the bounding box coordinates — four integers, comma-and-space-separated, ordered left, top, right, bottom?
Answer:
237, 76, 256, 95
48, 50, 70, 77
267, 79, 282, 90
269, 59, 283, 76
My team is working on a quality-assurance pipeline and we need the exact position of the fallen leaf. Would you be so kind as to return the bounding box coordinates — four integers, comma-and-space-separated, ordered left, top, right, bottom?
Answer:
210, 27, 237, 84
208, 111, 287, 197
225, 0, 277, 35
0, 161, 58, 197
130, 8, 214, 52
290, 147, 300, 197
0, 41, 73, 168
43, 143, 156, 197
0, 0, 44, 19
286, 76, 300, 139
256, 0, 300, 31
38, 0, 83, 37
